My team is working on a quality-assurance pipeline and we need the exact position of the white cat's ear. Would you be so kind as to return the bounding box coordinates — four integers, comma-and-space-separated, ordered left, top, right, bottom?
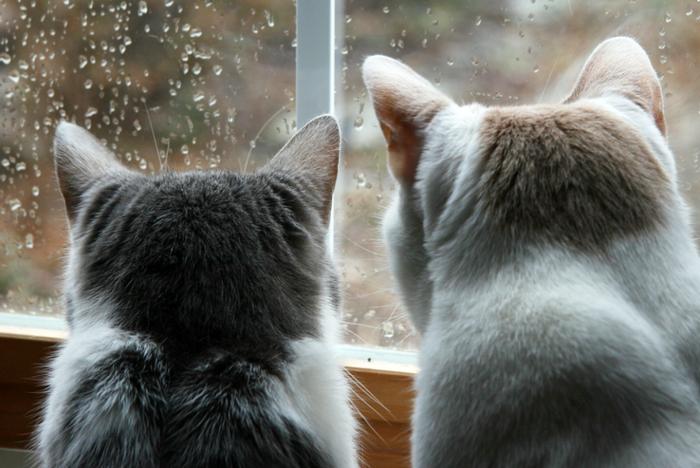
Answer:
266, 114, 339, 224
54, 121, 128, 221
565, 37, 665, 135
362, 55, 452, 185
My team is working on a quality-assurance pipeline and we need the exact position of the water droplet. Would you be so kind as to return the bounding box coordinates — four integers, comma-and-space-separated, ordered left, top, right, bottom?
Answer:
475, 16, 482, 26
192, 63, 202, 75
8, 198, 21, 211
8, 70, 19, 84
25, 234, 33, 249
665, 12, 672, 23
533, 65, 540, 73
84, 79, 93, 89
32, 186, 40, 197
264, 9, 275, 27
382, 6, 390, 14
353, 171, 371, 189
381, 321, 395, 339
213, 64, 222, 75
139, 159, 148, 170
133, 119, 142, 132
16, 162, 26, 172
193, 91, 205, 102
0, 53, 11, 65
447, 57, 454, 66
138, 1, 148, 16
85, 107, 98, 117
353, 116, 364, 130
78, 55, 88, 69
180, 144, 189, 155
190, 28, 202, 38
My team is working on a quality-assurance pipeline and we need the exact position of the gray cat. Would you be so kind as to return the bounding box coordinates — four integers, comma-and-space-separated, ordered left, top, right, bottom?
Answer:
37, 116, 357, 468
364, 37, 700, 467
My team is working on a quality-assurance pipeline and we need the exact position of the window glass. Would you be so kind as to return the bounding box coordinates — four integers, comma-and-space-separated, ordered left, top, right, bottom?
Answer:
2, 0, 700, 352
338, 0, 700, 349
0, 0, 295, 316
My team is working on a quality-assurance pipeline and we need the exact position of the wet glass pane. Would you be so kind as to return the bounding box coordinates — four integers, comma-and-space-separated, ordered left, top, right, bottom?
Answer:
338, 0, 700, 349
0, 0, 295, 317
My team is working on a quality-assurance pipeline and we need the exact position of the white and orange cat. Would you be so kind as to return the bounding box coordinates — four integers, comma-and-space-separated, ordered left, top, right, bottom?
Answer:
363, 37, 700, 467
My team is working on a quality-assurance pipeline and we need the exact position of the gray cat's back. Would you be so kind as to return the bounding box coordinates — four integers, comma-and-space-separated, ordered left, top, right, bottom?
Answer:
38, 117, 357, 468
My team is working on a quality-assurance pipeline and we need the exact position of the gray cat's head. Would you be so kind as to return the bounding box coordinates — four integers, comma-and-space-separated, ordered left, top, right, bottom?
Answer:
362, 38, 680, 328
54, 115, 340, 358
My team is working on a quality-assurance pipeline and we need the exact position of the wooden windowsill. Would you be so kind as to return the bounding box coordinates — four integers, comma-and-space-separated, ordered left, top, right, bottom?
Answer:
0, 325, 416, 468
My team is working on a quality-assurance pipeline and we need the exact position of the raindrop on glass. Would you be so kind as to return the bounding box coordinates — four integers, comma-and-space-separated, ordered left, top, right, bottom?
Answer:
138, 1, 148, 16
381, 321, 395, 339
353, 116, 364, 130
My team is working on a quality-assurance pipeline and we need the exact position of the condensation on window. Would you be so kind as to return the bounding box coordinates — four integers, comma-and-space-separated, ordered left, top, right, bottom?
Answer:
0, 1, 295, 316
338, 0, 700, 349
2, 0, 700, 350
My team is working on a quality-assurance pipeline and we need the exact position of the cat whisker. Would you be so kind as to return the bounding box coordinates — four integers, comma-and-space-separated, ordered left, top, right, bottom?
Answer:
242, 105, 290, 172
142, 100, 162, 171
342, 235, 382, 256
346, 370, 393, 419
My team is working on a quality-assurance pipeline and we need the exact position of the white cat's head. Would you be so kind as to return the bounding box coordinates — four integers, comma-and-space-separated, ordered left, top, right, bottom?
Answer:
363, 37, 683, 328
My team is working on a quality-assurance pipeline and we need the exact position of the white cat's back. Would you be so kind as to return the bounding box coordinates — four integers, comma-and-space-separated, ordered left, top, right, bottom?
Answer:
417, 249, 700, 467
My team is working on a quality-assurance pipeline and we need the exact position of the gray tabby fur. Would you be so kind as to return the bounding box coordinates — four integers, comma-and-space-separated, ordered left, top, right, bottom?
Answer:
37, 115, 357, 468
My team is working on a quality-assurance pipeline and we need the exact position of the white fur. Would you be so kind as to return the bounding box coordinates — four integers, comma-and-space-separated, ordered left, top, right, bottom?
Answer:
284, 337, 358, 468
382, 94, 700, 466
283, 293, 358, 468
37, 309, 124, 466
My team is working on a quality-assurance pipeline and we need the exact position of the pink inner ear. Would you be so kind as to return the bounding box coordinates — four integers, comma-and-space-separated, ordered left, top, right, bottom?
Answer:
363, 55, 452, 186
565, 37, 666, 135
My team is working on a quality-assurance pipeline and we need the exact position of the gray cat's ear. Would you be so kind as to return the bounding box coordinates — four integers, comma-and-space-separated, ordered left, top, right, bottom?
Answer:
266, 114, 340, 225
54, 121, 128, 221
362, 55, 452, 186
565, 37, 665, 135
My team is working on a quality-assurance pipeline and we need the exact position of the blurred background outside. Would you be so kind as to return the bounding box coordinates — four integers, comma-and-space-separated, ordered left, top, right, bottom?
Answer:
1, 0, 699, 349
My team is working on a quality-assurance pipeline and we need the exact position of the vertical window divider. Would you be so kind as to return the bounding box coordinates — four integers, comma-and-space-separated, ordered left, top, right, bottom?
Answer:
295, 0, 338, 256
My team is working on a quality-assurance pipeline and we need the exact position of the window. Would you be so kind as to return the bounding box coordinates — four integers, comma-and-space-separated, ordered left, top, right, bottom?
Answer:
2, 1, 699, 465
2, 0, 700, 353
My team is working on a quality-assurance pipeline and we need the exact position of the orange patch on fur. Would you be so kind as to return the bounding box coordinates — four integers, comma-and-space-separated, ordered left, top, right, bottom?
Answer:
478, 103, 669, 251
